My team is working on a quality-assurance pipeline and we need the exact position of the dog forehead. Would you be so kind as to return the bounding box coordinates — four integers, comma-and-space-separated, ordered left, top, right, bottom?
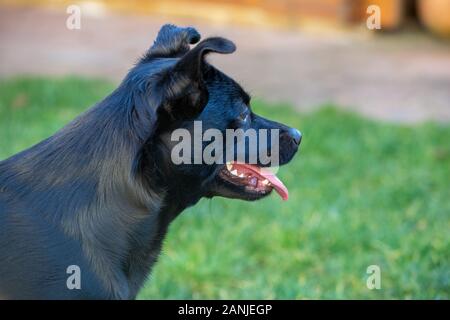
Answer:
205, 67, 249, 100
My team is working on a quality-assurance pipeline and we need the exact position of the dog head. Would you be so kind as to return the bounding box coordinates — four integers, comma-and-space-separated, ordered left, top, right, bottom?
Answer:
131, 25, 301, 204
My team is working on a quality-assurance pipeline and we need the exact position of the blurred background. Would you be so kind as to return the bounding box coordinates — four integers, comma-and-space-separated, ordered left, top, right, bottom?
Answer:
0, 0, 449, 299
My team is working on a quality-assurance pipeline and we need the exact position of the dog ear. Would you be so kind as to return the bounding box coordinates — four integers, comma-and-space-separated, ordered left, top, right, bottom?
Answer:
144, 24, 201, 60
172, 37, 236, 80
155, 37, 236, 121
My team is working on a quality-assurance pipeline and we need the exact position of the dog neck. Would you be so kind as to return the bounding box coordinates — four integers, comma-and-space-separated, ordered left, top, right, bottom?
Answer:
0, 85, 189, 298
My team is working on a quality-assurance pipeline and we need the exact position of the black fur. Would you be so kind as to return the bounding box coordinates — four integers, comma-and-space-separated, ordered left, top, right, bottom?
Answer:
0, 24, 301, 299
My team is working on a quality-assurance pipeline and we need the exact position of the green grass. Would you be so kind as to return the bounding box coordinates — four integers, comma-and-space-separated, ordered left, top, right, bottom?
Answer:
1, 77, 449, 299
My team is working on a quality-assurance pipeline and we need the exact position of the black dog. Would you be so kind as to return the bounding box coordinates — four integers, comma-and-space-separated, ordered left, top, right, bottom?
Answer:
0, 25, 301, 299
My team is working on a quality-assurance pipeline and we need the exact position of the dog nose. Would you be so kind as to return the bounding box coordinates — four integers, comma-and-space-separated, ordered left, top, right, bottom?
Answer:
288, 128, 302, 145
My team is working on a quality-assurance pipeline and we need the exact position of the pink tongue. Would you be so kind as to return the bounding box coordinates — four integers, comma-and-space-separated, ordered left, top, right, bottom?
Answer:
258, 167, 289, 201
236, 163, 289, 201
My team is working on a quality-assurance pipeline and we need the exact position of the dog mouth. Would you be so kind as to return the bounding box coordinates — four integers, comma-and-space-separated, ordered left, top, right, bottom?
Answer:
218, 162, 289, 200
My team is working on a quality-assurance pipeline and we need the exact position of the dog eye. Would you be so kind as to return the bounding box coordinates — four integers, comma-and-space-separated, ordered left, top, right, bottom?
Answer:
239, 112, 249, 122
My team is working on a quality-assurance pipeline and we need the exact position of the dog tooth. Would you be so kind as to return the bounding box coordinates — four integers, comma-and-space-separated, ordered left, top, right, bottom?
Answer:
226, 163, 233, 171
238, 173, 245, 178
231, 170, 238, 176
262, 179, 269, 185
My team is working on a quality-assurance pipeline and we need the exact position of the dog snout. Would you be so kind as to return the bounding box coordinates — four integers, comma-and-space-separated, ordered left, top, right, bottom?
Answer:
287, 128, 302, 146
